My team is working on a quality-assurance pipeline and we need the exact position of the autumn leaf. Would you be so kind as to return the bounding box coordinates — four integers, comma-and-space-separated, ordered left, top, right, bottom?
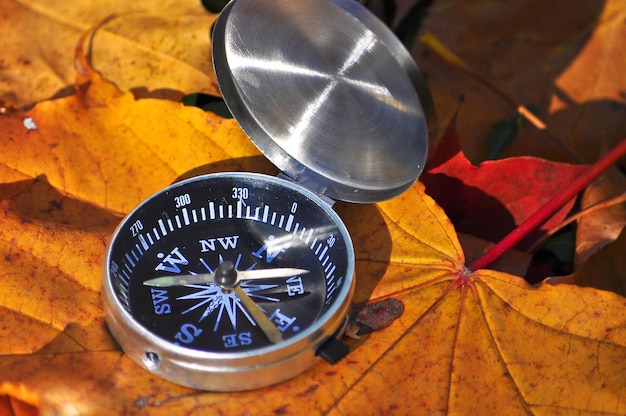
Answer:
421, 115, 587, 249
551, 230, 626, 297
574, 168, 626, 268
2, 26, 626, 415
0, 0, 219, 108
417, 0, 626, 164
0, 28, 271, 216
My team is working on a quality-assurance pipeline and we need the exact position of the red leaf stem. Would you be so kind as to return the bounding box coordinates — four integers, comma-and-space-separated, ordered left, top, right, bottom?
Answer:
468, 138, 626, 271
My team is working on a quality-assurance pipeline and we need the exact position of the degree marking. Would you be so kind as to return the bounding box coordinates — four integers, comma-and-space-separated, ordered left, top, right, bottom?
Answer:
262, 205, 270, 223
125, 253, 136, 267
118, 270, 130, 286
209, 202, 216, 219
140, 235, 149, 250
236, 201, 243, 218
158, 219, 168, 236
318, 246, 328, 261
326, 265, 336, 280
327, 282, 337, 299
304, 228, 313, 243
285, 215, 294, 232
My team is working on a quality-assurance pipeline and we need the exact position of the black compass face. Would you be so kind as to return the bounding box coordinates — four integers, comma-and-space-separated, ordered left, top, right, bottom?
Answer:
106, 173, 352, 353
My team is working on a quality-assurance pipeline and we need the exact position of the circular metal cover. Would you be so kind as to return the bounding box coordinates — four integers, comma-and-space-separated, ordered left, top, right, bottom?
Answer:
212, 0, 433, 203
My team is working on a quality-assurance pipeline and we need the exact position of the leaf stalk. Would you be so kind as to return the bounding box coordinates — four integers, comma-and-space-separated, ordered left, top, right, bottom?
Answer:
468, 138, 626, 271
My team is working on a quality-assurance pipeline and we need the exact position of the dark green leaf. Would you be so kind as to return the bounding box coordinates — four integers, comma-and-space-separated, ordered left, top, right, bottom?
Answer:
182, 93, 233, 119
542, 230, 576, 263
201, 0, 229, 14
485, 115, 522, 160
486, 104, 540, 159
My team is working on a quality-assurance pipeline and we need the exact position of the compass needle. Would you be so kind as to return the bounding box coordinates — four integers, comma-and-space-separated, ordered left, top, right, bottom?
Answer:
144, 268, 309, 288
236, 268, 309, 281
234, 286, 283, 344
143, 272, 216, 287
143, 276, 180, 287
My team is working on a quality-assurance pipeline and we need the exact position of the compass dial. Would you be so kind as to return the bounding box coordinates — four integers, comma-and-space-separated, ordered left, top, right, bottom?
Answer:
103, 172, 355, 389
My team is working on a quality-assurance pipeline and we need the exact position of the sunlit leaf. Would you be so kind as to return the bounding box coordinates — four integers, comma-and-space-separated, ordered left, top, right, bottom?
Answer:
0, 0, 220, 108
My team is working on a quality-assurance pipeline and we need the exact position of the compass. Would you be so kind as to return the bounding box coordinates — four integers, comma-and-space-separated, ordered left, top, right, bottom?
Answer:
102, 0, 433, 391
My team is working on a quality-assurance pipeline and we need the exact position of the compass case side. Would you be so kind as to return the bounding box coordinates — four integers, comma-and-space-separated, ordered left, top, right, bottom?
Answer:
102, 275, 353, 391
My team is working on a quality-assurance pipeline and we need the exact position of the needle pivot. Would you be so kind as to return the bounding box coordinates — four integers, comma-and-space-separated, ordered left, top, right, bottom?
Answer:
214, 261, 238, 289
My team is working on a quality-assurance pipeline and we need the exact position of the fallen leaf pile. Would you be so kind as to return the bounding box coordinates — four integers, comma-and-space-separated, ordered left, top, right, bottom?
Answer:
1, 0, 626, 414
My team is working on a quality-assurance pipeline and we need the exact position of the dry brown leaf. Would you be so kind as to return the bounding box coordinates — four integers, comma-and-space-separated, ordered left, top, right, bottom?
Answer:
551, 229, 626, 297
575, 168, 626, 268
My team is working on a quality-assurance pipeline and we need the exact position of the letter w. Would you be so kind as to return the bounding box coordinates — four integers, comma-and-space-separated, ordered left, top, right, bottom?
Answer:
218, 236, 239, 250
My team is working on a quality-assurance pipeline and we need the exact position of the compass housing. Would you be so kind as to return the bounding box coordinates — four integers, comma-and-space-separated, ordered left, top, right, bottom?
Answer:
103, 173, 355, 391
212, 0, 434, 203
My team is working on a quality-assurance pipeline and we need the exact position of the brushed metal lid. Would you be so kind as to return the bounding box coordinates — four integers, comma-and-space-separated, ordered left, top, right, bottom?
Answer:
212, 0, 433, 203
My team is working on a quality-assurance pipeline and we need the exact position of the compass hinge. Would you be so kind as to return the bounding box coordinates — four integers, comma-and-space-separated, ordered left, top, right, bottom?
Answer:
277, 173, 336, 208
316, 337, 349, 364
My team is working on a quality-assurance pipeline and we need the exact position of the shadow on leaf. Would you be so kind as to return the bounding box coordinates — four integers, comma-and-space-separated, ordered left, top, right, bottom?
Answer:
172, 155, 278, 184
0, 175, 121, 231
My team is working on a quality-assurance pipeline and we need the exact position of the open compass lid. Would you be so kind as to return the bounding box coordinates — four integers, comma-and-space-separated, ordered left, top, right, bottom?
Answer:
212, 0, 435, 203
